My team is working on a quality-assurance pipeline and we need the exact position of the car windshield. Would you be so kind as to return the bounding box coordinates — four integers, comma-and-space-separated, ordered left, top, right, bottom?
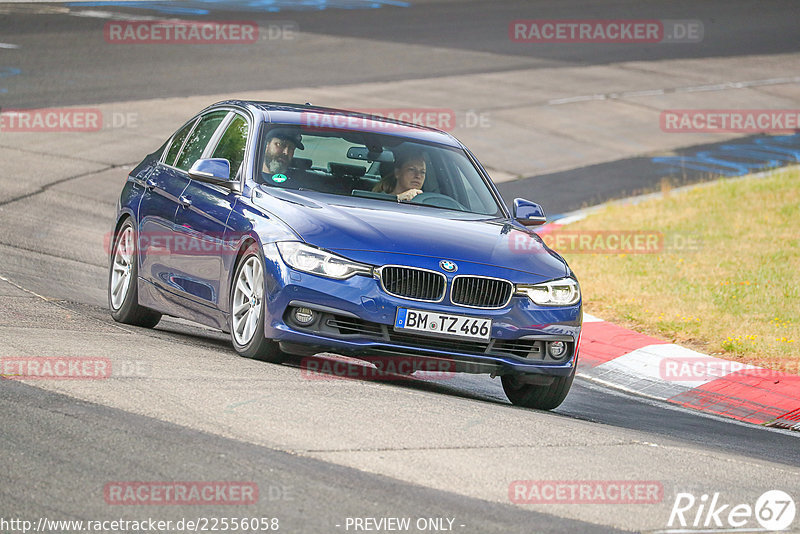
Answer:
256, 124, 502, 216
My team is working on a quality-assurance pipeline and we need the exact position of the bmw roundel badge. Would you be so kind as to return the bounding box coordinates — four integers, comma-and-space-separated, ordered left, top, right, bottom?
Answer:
440, 260, 457, 272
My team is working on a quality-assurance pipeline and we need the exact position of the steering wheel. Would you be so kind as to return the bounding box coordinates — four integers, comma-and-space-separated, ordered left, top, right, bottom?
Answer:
411, 192, 466, 211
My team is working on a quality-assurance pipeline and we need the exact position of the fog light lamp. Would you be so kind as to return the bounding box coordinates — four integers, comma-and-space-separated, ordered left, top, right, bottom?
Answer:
293, 307, 316, 325
547, 341, 567, 358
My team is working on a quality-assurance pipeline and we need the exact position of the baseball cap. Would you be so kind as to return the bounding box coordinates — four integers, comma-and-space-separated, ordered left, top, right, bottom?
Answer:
265, 127, 304, 150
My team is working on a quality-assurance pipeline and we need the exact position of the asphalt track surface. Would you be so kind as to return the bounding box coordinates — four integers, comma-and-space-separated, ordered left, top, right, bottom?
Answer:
2, 0, 798, 108
1, 1, 799, 533
1, 378, 623, 534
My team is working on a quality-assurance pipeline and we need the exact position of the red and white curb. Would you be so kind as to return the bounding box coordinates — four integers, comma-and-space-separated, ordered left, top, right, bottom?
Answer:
576, 314, 800, 430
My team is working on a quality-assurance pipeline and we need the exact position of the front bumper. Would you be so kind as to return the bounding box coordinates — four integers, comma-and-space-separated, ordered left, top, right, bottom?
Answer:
261, 246, 582, 376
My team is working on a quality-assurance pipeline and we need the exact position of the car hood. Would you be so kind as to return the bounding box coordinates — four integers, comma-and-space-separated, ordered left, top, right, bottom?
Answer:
253, 187, 568, 279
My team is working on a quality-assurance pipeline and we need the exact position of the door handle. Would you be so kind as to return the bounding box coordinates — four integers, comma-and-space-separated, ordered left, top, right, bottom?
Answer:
179, 195, 193, 208
144, 178, 157, 190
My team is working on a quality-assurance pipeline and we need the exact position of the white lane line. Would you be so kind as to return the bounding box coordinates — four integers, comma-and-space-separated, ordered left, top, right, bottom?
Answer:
548, 94, 607, 105
69, 10, 161, 21
547, 75, 800, 105
0, 43, 20, 49
621, 88, 665, 97
0, 273, 133, 333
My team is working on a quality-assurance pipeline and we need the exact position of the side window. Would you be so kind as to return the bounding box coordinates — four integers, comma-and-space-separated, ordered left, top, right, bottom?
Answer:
163, 119, 196, 166
174, 111, 228, 172
210, 114, 249, 179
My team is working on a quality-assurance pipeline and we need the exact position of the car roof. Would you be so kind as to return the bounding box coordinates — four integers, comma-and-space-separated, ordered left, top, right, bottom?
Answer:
207, 100, 462, 148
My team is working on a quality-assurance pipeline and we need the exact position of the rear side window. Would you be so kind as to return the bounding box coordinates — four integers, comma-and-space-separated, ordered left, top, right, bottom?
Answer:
164, 119, 196, 166
174, 111, 227, 171
211, 114, 249, 179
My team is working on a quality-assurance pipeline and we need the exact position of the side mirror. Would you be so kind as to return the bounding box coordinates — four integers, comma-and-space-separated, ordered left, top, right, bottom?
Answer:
188, 158, 240, 191
513, 198, 546, 226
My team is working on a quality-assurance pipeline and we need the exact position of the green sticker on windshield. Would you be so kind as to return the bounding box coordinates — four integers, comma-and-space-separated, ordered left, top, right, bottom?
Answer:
271, 173, 288, 183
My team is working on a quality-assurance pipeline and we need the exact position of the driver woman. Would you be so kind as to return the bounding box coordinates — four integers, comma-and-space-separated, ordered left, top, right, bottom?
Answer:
373, 148, 426, 202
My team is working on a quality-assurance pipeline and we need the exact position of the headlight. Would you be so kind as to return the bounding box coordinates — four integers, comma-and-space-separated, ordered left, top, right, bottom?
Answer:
517, 278, 580, 306
276, 242, 372, 280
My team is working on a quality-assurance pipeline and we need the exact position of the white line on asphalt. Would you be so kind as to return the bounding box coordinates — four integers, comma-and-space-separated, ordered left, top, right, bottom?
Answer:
548, 94, 607, 105
547, 75, 800, 105
0, 43, 20, 49
69, 10, 161, 21
621, 88, 665, 97
0, 273, 133, 333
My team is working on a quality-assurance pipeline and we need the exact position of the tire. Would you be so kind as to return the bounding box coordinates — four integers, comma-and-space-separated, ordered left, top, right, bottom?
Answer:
230, 244, 287, 363
108, 219, 162, 328
501, 366, 575, 410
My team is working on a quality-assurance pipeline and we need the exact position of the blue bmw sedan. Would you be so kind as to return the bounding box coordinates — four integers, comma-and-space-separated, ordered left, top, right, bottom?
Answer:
109, 101, 582, 409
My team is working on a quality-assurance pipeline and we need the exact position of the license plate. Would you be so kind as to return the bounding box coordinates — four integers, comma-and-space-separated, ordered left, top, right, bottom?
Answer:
395, 308, 491, 341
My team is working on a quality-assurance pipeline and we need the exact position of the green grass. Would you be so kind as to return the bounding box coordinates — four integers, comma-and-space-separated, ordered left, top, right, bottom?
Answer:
559, 166, 800, 373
